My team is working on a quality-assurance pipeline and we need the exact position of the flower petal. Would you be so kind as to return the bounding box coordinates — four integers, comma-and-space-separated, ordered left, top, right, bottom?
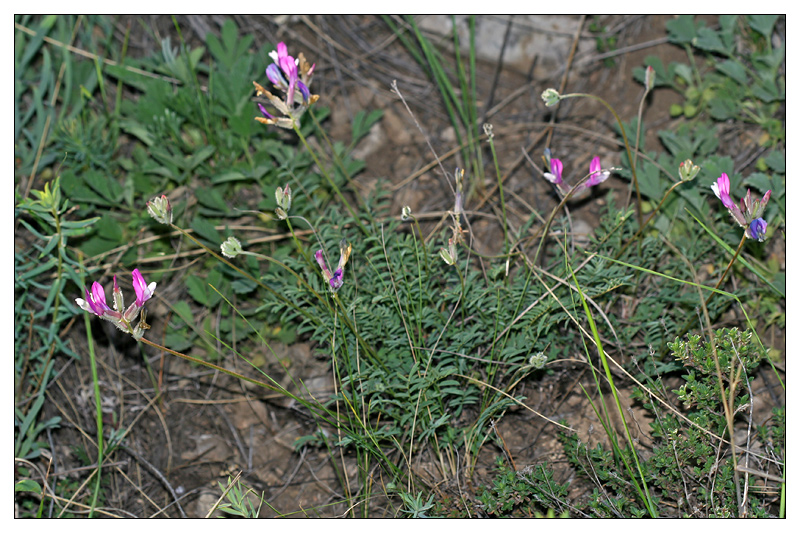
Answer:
132, 269, 156, 307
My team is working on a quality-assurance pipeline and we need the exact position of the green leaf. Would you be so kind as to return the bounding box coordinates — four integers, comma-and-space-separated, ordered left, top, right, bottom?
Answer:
186, 269, 223, 307
119, 118, 155, 146
673, 63, 693, 85
351, 109, 384, 145
708, 95, 739, 121
231, 278, 257, 294
189, 215, 222, 245
211, 170, 248, 185
15, 479, 42, 493
94, 213, 122, 240
194, 187, 230, 214
693, 27, 729, 55
665, 15, 697, 44
764, 150, 785, 173
206, 19, 253, 68
715, 60, 748, 85
186, 145, 216, 171
83, 168, 123, 204
748, 15, 779, 40
742, 172, 773, 195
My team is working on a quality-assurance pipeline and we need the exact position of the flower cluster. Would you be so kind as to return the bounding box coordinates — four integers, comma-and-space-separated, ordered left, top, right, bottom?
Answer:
76, 269, 156, 339
315, 238, 352, 293
711, 173, 771, 242
254, 42, 318, 129
543, 154, 611, 194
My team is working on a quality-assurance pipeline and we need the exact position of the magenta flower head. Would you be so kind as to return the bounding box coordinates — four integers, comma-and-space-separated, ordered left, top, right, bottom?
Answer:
271, 42, 298, 106
77, 281, 113, 317
710, 172, 772, 241
585, 157, 611, 188
132, 269, 156, 307
544, 158, 563, 185
710, 173, 736, 209
255, 42, 318, 129
76, 269, 157, 339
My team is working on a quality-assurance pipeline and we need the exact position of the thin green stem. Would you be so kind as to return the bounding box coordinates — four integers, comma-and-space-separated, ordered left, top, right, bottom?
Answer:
632, 83, 652, 185
77, 257, 103, 518
306, 109, 377, 228
411, 215, 430, 276
292, 122, 370, 235
616, 180, 684, 259
560, 92, 644, 229
486, 129, 509, 256
138, 336, 281, 393
706, 233, 747, 308
568, 261, 657, 517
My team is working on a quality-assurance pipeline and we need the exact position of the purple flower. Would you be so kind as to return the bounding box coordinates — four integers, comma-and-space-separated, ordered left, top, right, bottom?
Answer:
266, 63, 287, 90
78, 281, 113, 317
315, 250, 333, 284
329, 268, 344, 291
297, 80, 311, 104
748, 218, 768, 242
76, 269, 156, 338
255, 42, 318, 129
132, 269, 156, 307
257, 103, 274, 120
585, 157, 610, 188
711, 173, 736, 209
315, 240, 352, 293
710, 172, 772, 241
315, 249, 342, 291
272, 42, 299, 107
544, 158, 563, 185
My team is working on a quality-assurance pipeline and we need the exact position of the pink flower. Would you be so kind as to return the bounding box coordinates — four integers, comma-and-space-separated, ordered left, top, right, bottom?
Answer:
710, 173, 736, 209
272, 42, 299, 107
710, 172, 772, 241
255, 42, 318, 129
76, 269, 157, 338
585, 157, 610, 188
315, 250, 333, 285
132, 269, 156, 307
77, 281, 113, 317
544, 158, 563, 185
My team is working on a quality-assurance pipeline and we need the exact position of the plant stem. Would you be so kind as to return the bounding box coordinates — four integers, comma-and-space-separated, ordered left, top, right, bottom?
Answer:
706, 233, 747, 309
486, 129, 509, 256
616, 180, 684, 259
292, 122, 370, 235
560, 92, 644, 229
